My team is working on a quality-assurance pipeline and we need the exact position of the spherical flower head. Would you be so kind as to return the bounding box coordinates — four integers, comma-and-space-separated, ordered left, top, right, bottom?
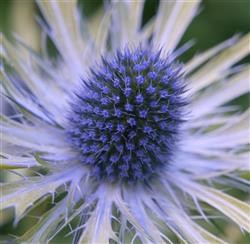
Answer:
67, 46, 186, 183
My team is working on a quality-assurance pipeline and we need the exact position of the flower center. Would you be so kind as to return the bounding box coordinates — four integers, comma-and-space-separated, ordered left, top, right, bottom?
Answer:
67, 46, 186, 183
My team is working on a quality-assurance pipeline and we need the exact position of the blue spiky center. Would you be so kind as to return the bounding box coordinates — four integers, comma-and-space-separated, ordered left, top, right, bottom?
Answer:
67, 46, 186, 183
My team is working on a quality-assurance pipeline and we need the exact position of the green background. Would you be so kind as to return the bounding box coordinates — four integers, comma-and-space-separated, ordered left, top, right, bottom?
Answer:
1, 0, 250, 51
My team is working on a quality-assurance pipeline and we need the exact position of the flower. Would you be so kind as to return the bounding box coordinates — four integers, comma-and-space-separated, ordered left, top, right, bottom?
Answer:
67, 46, 187, 183
1, 0, 249, 243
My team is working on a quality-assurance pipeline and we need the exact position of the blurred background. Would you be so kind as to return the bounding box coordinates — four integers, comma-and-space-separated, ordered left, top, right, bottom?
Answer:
0, 0, 249, 243
1, 0, 250, 55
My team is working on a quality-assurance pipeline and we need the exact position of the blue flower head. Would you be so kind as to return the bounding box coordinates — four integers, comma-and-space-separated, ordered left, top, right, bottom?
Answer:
67, 46, 187, 182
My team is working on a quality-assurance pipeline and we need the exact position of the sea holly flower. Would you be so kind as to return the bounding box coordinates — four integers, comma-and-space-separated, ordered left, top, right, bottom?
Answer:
1, 0, 250, 243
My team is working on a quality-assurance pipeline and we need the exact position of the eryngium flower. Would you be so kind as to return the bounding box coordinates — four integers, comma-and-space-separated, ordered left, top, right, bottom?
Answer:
67, 46, 187, 183
1, 1, 249, 243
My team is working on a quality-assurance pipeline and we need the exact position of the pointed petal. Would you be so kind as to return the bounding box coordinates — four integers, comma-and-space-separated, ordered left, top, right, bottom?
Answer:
1, 115, 69, 154
110, 0, 145, 49
144, 192, 223, 244
177, 179, 250, 232
113, 188, 152, 242
37, 0, 84, 74
192, 221, 227, 244
185, 35, 239, 73
88, 9, 111, 54
78, 185, 117, 243
189, 34, 250, 94
124, 190, 165, 243
1, 166, 80, 222
191, 67, 250, 118
1, 179, 61, 222
153, 0, 200, 53
1, 38, 69, 124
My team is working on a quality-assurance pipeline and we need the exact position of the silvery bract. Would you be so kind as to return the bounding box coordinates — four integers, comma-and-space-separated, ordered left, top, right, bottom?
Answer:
1, 0, 249, 243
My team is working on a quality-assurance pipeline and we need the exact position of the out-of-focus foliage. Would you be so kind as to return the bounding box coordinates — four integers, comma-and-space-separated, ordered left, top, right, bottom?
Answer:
1, 0, 250, 48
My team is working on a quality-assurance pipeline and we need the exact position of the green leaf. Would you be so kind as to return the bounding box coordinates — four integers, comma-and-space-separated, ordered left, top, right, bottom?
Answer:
19, 199, 66, 243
